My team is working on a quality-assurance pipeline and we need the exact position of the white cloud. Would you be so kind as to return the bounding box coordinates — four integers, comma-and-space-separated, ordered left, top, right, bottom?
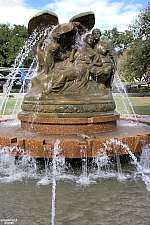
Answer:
0, 0, 143, 31
44, 0, 143, 31
0, 0, 38, 26
0, 7, 38, 26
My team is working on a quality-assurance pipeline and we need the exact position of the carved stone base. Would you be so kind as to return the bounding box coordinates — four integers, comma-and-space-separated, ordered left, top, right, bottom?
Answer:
21, 88, 116, 118
19, 88, 118, 134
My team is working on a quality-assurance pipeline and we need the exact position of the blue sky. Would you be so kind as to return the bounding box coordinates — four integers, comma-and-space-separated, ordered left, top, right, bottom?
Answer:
0, 0, 149, 31
26, 0, 148, 9
26, 0, 51, 8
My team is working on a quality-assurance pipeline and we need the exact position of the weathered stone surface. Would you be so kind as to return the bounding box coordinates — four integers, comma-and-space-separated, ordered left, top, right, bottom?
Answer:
21, 101, 116, 116
24, 139, 46, 158
18, 113, 119, 124
69, 11, 95, 31
118, 136, 141, 155
18, 114, 119, 134
0, 136, 17, 146
0, 129, 150, 158
57, 140, 81, 158
28, 10, 59, 36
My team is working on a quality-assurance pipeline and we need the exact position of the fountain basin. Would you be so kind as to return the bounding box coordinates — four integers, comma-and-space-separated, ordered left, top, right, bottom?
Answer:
0, 116, 150, 159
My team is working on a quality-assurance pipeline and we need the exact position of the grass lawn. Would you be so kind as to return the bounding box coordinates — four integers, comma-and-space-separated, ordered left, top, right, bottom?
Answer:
114, 96, 150, 115
0, 97, 22, 115
0, 95, 150, 116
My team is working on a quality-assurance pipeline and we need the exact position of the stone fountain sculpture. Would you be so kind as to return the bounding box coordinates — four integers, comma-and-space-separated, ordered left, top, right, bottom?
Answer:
18, 10, 119, 136
1, 10, 149, 159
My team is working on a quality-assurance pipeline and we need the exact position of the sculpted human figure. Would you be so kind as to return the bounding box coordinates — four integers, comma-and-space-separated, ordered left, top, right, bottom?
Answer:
90, 28, 116, 88
49, 33, 95, 93
35, 36, 60, 80
29, 36, 60, 88
25, 35, 60, 97
27, 35, 77, 98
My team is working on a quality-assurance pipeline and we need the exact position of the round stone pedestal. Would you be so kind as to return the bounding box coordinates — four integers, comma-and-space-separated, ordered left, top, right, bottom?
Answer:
18, 113, 120, 135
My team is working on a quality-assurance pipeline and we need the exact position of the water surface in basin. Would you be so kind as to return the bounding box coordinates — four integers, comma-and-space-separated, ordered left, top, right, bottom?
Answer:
0, 119, 150, 143
0, 147, 150, 225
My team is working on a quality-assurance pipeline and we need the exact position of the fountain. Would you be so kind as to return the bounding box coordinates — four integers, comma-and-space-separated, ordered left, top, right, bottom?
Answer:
0, 10, 150, 225
0, 10, 150, 160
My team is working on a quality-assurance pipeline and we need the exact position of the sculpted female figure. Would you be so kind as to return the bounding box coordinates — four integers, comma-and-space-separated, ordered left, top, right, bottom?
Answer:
25, 35, 60, 98
90, 28, 116, 88
33, 37, 60, 84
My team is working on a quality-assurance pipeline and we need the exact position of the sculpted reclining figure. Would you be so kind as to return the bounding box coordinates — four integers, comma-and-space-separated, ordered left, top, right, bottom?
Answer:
49, 33, 95, 93
48, 29, 116, 93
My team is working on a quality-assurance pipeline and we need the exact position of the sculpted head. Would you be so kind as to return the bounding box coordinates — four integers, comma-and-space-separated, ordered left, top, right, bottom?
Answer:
92, 28, 101, 40
84, 34, 94, 45
48, 42, 60, 54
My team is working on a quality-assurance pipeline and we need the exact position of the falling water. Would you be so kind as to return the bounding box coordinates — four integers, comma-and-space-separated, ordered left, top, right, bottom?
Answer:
77, 146, 88, 184
51, 140, 65, 225
81, 146, 88, 177
51, 141, 57, 225
140, 144, 150, 171
92, 139, 127, 181
76, 146, 96, 185
92, 141, 114, 179
0, 147, 38, 182
0, 139, 150, 224
0, 27, 52, 115
113, 72, 137, 121
51, 140, 60, 225
112, 139, 130, 181
12, 56, 38, 115
106, 138, 150, 190
125, 143, 150, 191
139, 145, 150, 191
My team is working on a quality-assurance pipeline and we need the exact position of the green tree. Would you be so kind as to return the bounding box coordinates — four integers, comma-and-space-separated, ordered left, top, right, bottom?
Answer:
102, 27, 120, 47
128, 3, 150, 40
0, 23, 28, 67
102, 27, 134, 55
118, 3, 150, 82
0, 23, 10, 66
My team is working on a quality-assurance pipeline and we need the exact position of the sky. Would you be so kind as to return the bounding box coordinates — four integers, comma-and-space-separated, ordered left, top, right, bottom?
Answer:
0, 0, 148, 31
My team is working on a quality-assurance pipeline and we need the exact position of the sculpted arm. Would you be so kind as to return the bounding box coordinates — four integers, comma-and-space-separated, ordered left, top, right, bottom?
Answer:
91, 53, 103, 67
37, 36, 46, 52
69, 48, 78, 62
72, 22, 87, 35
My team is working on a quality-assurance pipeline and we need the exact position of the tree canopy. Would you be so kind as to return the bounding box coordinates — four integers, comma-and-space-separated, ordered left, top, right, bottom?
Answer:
0, 23, 28, 67
117, 3, 150, 82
